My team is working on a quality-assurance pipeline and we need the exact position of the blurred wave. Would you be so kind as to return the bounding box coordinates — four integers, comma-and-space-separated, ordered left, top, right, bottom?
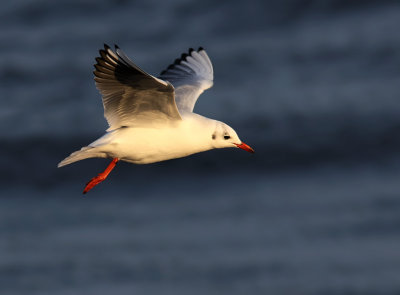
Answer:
1, 0, 400, 180
2, 2, 400, 295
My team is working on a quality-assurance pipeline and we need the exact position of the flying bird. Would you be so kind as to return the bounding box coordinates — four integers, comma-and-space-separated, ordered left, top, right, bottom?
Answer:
58, 44, 254, 193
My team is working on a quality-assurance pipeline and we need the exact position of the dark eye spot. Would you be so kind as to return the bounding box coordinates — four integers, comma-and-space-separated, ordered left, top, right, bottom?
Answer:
224, 135, 230, 140
212, 133, 216, 140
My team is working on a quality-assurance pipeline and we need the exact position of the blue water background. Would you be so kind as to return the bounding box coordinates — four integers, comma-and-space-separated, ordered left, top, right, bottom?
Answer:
1, 0, 400, 294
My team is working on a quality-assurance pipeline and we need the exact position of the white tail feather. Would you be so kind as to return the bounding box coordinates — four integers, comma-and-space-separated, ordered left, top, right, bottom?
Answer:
57, 146, 106, 167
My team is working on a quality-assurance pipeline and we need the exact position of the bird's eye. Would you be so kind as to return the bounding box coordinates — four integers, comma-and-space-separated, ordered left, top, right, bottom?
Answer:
224, 135, 230, 140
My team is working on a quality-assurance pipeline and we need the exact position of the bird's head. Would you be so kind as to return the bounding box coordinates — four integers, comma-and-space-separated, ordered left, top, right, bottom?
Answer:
211, 122, 254, 153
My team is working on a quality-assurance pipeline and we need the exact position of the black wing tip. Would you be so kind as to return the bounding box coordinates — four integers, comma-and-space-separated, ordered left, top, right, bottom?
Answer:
95, 44, 117, 72
180, 46, 199, 61
176, 47, 197, 63
102, 43, 121, 52
180, 53, 188, 60
189, 47, 205, 53
159, 46, 206, 76
99, 44, 113, 59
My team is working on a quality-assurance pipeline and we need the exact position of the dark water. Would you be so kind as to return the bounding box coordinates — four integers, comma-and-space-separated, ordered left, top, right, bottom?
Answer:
1, 0, 400, 294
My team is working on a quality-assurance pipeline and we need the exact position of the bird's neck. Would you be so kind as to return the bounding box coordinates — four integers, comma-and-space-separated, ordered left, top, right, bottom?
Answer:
177, 113, 217, 152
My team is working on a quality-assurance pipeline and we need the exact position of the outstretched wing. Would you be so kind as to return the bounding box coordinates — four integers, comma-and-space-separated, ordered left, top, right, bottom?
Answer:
159, 47, 213, 113
94, 44, 182, 131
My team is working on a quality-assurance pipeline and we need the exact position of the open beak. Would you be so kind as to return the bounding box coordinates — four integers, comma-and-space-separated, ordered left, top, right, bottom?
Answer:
234, 142, 255, 153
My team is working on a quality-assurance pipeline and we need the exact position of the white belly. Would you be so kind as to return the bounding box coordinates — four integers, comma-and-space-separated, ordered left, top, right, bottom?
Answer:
90, 121, 213, 164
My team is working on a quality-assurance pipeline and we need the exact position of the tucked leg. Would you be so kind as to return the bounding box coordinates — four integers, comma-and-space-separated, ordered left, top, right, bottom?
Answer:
83, 158, 119, 194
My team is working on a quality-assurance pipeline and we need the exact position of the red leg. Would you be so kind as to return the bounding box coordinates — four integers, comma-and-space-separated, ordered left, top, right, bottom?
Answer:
83, 158, 119, 194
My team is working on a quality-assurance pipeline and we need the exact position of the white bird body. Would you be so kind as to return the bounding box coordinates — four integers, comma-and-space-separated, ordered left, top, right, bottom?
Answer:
85, 113, 227, 165
58, 45, 254, 193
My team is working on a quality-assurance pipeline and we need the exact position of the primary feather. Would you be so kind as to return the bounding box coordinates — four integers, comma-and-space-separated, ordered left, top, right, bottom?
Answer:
159, 47, 214, 113
94, 44, 182, 131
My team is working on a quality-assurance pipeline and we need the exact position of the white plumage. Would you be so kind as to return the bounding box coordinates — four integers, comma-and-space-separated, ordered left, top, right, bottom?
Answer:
58, 45, 254, 193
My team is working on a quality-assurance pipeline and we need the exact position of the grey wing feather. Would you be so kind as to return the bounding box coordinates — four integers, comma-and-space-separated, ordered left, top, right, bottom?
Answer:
94, 44, 182, 131
159, 48, 213, 113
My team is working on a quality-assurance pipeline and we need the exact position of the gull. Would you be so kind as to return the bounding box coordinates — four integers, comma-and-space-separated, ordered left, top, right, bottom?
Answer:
58, 44, 254, 193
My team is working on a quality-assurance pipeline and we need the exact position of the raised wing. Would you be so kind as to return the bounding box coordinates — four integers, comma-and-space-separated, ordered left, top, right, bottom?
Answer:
159, 47, 213, 113
94, 44, 182, 131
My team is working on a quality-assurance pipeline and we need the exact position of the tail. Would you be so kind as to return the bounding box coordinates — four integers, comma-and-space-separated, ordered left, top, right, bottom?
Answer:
58, 146, 106, 168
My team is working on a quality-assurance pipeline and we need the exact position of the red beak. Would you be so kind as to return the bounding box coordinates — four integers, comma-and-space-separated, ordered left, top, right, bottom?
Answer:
234, 142, 255, 153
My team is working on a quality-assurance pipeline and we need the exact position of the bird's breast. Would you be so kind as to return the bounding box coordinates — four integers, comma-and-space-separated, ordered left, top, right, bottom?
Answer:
108, 124, 213, 164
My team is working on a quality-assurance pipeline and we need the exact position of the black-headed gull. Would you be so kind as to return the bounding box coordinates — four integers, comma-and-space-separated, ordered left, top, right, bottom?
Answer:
58, 44, 254, 193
